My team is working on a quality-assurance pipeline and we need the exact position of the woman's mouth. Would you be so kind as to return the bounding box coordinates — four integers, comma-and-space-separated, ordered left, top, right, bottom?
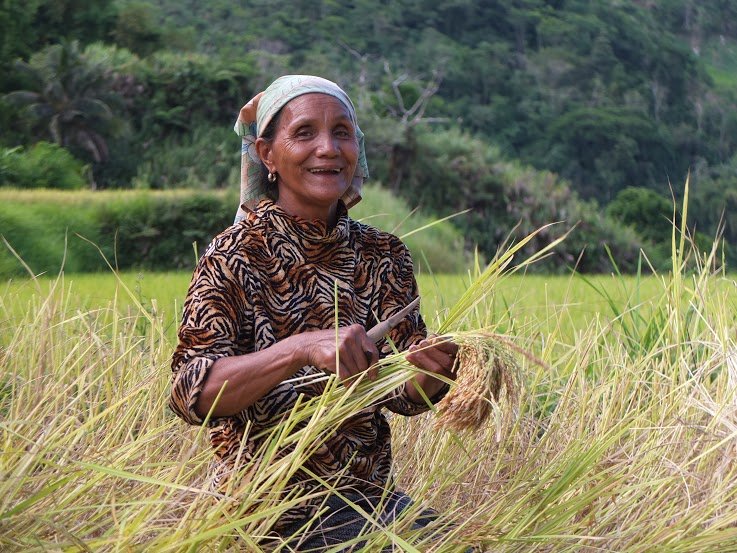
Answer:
308, 168, 342, 174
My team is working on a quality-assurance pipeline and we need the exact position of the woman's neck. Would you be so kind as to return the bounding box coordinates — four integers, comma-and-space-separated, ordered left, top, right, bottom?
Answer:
275, 197, 339, 227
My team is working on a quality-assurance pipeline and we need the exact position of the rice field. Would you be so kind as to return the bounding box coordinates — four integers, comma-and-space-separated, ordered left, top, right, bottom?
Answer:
2, 238, 737, 551
1, 269, 665, 343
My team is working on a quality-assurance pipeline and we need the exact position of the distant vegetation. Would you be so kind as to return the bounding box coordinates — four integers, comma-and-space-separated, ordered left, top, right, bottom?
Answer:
1, 0, 737, 271
0, 184, 469, 277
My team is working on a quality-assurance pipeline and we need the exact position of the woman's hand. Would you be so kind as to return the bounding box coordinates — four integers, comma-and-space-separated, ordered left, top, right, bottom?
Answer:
405, 335, 459, 403
195, 324, 380, 418
302, 324, 381, 384
238, 91, 264, 125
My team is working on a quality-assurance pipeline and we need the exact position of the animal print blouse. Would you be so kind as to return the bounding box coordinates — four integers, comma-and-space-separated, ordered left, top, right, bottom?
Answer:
170, 199, 443, 531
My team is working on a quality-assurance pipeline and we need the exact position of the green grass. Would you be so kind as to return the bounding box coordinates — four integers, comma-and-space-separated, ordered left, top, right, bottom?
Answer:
2, 270, 667, 344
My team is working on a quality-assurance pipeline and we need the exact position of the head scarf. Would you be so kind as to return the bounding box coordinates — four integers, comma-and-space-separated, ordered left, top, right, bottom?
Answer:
234, 75, 369, 215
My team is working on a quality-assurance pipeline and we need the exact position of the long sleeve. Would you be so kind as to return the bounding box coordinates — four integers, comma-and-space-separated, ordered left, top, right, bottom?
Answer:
169, 252, 249, 425
167, 204, 451, 529
377, 240, 449, 416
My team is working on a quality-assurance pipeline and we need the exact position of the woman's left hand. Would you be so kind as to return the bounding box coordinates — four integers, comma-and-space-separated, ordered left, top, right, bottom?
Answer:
405, 335, 459, 403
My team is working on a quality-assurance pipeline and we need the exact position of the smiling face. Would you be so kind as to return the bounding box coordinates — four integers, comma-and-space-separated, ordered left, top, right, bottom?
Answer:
255, 93, 359, 224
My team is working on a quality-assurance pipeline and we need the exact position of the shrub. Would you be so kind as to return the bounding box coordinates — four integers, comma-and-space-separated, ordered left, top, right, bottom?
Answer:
132, 125, 240, 189
0, 142, 88, 190
0, 186, 468, 277
400, 127, 643, 273
352, 184, 469, 274
0, 189, 235, 277
606, 187, 675, 244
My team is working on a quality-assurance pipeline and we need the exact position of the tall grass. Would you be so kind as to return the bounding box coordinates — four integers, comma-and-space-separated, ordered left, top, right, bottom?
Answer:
2, 195, 737, 550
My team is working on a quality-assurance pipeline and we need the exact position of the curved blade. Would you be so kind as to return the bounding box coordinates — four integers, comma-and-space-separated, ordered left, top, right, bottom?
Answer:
366, 296, 421, 343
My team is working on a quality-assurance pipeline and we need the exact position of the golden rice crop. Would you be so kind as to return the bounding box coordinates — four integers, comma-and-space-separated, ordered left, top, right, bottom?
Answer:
434, 335, 521, 434
2, 186, 737, 551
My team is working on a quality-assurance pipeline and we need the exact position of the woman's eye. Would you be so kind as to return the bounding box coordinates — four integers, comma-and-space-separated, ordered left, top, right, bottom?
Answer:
295, 128, 313, 138
335, 128, 352, 138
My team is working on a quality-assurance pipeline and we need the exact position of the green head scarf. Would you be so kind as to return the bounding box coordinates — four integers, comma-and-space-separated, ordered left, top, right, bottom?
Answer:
234, 75, 369, 215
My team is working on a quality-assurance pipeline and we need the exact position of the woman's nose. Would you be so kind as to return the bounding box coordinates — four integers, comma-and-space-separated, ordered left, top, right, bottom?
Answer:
315, 131, 339, 156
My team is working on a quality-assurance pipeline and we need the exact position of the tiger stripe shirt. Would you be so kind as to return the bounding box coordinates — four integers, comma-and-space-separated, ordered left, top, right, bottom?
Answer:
170, 199, 444, 530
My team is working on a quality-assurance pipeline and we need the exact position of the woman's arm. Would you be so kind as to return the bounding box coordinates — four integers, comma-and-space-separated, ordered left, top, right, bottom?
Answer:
405, 334, 458, 403
375, 240, 458, 413
171, 248, 381, 424
194, 325, 380, 419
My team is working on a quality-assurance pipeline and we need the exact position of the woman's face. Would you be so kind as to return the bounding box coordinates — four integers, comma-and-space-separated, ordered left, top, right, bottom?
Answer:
257, 93, 359, 222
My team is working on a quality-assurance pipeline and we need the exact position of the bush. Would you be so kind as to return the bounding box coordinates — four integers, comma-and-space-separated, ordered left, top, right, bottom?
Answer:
0, 142, 88, 189
0, 189, 235, 277
130, 51, 256, 136
352, 184, 469, 274
132, 125, 240, 189
0, 186, 469, 277
606, 187, 675, 244
400, 127, 644, 273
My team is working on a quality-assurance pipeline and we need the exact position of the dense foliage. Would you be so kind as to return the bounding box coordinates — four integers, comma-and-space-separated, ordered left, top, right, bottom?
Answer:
0, 190, 235, 275
1, 0, 736, 271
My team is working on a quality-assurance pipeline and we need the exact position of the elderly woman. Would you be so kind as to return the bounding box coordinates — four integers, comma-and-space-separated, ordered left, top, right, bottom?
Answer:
170, 75, 458, 549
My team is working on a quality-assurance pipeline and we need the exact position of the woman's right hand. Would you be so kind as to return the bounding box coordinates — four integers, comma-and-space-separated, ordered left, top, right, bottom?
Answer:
300, 324, 380, 383
195, 324, 379, 418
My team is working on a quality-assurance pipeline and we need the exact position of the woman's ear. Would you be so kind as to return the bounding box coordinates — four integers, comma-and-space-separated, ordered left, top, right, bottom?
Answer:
255, 138, 275, 174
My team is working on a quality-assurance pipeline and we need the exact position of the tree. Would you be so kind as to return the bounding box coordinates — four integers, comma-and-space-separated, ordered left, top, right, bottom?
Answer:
606, 187, 675, 244
0, 1, 42, 83
377, 63, 447, 192
1, 0, 117, 86
3, 41, 121, 169
31, 0, 117, 47
112, 2, 163, 58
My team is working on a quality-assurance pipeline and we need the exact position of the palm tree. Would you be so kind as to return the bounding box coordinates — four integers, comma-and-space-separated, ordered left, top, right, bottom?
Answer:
4, 40, 119, 165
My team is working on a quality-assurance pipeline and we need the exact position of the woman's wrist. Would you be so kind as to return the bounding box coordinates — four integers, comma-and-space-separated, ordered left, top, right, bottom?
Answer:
279, 334, 312, 374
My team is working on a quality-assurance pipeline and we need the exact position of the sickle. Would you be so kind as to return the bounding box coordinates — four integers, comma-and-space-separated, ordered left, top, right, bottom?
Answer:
366, 297, 421, 343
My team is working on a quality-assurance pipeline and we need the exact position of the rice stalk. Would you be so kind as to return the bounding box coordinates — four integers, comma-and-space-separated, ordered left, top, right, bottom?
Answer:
3, 188, 737, 551
434, 334, 521, 434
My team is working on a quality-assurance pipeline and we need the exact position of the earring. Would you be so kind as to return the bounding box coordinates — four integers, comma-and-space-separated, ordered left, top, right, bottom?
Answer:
268, 171, 277, 183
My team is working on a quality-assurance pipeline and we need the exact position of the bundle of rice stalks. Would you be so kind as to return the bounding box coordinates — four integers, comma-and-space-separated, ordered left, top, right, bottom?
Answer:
434, 334, 521, 434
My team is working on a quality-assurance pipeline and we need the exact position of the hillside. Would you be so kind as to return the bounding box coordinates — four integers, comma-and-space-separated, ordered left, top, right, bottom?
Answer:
1, 0, 736, 270
139, 0, 736, 199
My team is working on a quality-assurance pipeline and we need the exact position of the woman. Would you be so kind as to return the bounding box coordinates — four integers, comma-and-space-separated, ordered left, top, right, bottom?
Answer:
170, 75, 458, 549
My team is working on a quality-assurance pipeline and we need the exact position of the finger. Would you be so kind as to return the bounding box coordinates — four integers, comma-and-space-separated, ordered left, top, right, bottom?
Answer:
339, 360, 367, 387
409, 345, 457, 380
363, 345, 380, 380
337, 361, 350, 383
426, 347, 457, 375
406, 348, 446, 375
429, 337, 458, 356
338, 330, 369, 381
342, 337, 369, 375
414, 337, 457, 367
358, 329, 380, 374
345, 324, 377, 374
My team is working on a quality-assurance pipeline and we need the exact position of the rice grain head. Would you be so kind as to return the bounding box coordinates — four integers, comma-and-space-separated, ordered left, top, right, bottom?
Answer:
435, 335, 520, 434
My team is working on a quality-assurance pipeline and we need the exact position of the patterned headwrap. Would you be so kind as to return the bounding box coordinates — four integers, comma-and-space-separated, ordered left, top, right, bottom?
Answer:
234, 75, 369, 221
